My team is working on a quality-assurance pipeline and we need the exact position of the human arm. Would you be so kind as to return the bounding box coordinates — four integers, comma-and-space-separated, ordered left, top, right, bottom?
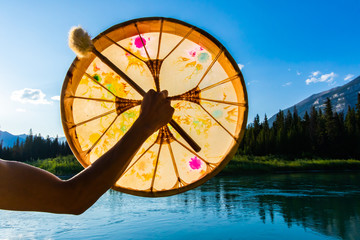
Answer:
0, 90, 174, 214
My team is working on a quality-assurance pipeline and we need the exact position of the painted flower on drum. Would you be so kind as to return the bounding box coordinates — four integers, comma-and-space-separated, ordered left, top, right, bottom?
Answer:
176, 46, 211, 80
134, 36, 146, 48
189, 156, 202, 170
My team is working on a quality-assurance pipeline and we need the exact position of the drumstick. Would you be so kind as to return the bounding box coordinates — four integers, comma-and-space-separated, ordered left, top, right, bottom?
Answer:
68, 26, 201, 152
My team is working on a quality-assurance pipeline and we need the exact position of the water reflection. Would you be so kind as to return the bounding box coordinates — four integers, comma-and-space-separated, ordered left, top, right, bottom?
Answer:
185, 173, 360, 240
2, 173, 359, 239
109, 173, 360, 239
105, 173, 359, 240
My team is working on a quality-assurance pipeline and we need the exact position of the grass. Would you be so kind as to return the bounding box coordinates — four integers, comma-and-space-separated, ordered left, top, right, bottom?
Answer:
29, 155, 83, 176
221, 155, 360, 175
27, 154, 360, 177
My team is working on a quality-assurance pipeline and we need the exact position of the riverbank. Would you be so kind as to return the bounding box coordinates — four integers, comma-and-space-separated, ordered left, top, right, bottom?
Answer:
220, 155, 360, 175
26, 154, 360, 176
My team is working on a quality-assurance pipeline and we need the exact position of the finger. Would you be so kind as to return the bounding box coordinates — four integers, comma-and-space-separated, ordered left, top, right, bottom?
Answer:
160, 90, 168, 98
164, 98, 171, 106
147, 89, 156, 95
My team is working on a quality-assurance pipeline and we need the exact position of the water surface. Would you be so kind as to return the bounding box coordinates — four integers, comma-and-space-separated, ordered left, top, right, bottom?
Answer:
1, 173, 359, 239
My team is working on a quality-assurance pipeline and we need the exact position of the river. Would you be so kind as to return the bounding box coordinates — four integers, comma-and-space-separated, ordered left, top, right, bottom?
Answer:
1, 173, 359, 239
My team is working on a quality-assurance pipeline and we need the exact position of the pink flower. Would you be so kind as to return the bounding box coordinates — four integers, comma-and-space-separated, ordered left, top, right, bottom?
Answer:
189, 156, 202, 170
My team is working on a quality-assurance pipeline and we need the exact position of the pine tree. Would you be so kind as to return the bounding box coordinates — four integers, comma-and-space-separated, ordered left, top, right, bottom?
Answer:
334, 112, 345, 157
355, 93, 360, 157
0, 140, 3, 159
301, 111, 311, 155
253, 114, 261, 136
262, 114, 270, 154
309, 106, 318, 152
293, 106, 300, 126
356, 93, 360, 134
285, 110, 292, 131
263, 114, 269, 131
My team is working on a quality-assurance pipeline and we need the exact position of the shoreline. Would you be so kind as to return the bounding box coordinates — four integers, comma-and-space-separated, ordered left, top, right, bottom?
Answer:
219, 168, 360, 176
220, 155, 360, 175
25, 155, 360, 176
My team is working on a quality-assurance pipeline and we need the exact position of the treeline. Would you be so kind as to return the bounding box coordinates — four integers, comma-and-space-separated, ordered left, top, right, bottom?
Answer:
0, 130, 72, 161
238, 94, 360, 159
2, 94, 360, 162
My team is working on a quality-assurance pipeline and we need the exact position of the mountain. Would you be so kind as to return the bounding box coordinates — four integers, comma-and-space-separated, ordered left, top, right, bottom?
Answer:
0, 131, 27, 148
56, 137, 67, 143
269, 75, 360, 125
0, 131, 67, 148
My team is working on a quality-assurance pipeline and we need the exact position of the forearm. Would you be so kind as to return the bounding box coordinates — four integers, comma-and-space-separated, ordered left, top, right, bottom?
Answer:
65, 118, 153, 213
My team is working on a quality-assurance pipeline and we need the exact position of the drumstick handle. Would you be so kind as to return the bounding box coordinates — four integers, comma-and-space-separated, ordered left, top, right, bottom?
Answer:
169, 120, 201, 152
92, 48, 201, 152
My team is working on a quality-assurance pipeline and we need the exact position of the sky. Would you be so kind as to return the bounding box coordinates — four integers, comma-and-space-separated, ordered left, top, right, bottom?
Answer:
0, 0, 359, 137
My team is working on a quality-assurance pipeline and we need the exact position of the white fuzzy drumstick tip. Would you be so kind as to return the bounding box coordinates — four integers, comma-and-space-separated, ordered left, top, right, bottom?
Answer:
68, 26, 93, 58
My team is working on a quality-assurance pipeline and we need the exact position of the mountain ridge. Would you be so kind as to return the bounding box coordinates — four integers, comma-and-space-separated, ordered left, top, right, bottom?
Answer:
0, 131, 27, 148
269, 75, 360, 125
0, 130, 66, 148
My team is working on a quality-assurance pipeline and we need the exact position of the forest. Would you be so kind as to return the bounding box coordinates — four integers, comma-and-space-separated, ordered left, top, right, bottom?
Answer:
0, 130, 72, 161
238, 94, 360, 159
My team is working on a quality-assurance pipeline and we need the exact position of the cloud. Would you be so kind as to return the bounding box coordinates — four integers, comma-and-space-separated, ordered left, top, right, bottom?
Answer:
344, 74, 354, 81
296, 71, 301, 76
51, 96, 60, 101
11, 88, 52, 104
312, 71, 320, 76
16, 108, 26, 112
282, 82, 292, 87
305, 71, 336, 85
238, 63, 244, 70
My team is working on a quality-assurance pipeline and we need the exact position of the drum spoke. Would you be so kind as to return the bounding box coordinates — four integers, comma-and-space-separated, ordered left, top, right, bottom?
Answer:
86, 115, 119, 155
198, 104, 237, 141
199, 98, 247, 107
84, 72, 118, 97
134, 22, 160, 91
195, 48, 223, 88
69, 96, 115, 103
120, 140, 157, 178
93, 48, 147, 95
168, 142, 184, 188
162, 28, 194, 61
150, 138, 163, 192
134, 23, 152, 62
156, 19, 164, 61
103, 35, 146, 63
71, 109, 116, 129
169, 87, 246, 108
173, 138, 212, 166
150, 19, 164, 92
200, 74, 240, 92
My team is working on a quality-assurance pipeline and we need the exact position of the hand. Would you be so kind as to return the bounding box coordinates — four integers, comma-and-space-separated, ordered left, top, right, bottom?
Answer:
138, 89, 175, 134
